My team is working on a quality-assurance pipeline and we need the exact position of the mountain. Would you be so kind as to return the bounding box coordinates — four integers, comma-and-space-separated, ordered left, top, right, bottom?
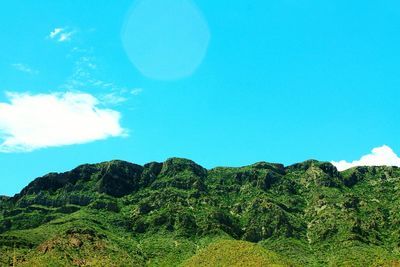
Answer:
1, 158, 400, 266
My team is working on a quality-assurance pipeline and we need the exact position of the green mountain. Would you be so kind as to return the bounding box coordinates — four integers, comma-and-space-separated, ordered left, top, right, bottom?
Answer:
1, 158, 400, 266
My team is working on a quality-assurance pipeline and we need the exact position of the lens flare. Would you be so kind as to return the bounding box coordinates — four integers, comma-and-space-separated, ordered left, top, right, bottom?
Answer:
121, 0, 210, 80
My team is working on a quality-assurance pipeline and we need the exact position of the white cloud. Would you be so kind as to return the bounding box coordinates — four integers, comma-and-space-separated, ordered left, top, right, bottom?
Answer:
331, 145, 400, 171
59, 32, 73, 42
11, 63, 38, 75
0, 92, 126, 152
48, 27, 74, 42
50, 28, 63, 38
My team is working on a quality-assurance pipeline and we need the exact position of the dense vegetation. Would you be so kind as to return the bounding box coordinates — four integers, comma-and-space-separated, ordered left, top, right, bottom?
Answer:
1, 158, 400, 266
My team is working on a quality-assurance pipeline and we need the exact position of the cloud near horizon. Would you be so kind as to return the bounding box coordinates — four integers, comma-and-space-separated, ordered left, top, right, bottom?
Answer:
0, 92, 126, 152
331, 145, 400, 171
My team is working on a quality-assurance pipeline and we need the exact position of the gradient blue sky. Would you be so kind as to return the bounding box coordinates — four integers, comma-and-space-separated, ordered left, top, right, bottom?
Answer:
1, 0, 400, 195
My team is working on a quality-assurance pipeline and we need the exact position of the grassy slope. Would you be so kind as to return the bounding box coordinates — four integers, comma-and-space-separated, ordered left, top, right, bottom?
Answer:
180, 239, 292, 267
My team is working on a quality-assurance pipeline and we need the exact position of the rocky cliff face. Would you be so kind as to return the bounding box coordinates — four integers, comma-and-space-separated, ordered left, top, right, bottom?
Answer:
1, 158, 400, 266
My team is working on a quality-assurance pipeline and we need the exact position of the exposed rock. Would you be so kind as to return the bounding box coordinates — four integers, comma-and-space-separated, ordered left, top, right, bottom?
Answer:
97, 160, 144, 197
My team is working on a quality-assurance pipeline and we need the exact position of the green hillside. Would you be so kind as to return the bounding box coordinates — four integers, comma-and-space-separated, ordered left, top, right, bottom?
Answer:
180, 239, 292, 267
1, 158, 400, 266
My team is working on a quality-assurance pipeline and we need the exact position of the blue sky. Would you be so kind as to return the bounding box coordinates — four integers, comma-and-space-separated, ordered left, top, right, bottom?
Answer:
1, 0, 400, 195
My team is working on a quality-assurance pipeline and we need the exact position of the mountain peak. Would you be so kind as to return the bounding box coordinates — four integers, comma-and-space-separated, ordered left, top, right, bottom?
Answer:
160, 157, 207, 177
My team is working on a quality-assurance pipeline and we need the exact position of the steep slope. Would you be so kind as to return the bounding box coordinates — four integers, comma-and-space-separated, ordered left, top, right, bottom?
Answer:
1, 158, 400, 266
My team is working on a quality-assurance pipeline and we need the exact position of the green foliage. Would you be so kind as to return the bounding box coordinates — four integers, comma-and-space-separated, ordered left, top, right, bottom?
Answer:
180, 239, 293, 267
1, 158, 400, 266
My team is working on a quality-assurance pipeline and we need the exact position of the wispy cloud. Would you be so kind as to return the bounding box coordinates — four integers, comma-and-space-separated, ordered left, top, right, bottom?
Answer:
331, 145, 400, 171
0, 92, 126, 152
61, 55, 142, 104
48, 27, 74, 42
99, 88, 143, 105
59, 31, 73, 42
130, 88, 143, 96
100, 93, 127, 105
11, 63, 38, 75
61, 56, 96, 90
49, 28, 63, 38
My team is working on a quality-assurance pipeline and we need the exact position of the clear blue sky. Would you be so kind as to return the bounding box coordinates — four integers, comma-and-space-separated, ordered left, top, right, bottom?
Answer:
1, 0, 400, 196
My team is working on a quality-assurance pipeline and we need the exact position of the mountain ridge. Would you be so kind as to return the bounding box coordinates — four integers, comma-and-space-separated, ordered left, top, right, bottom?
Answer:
7, 157, 379, 199
1, 158, 400, 266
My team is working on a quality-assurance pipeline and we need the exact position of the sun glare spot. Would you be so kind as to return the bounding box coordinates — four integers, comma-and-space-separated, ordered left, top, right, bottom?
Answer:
121, 0, 210, 80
